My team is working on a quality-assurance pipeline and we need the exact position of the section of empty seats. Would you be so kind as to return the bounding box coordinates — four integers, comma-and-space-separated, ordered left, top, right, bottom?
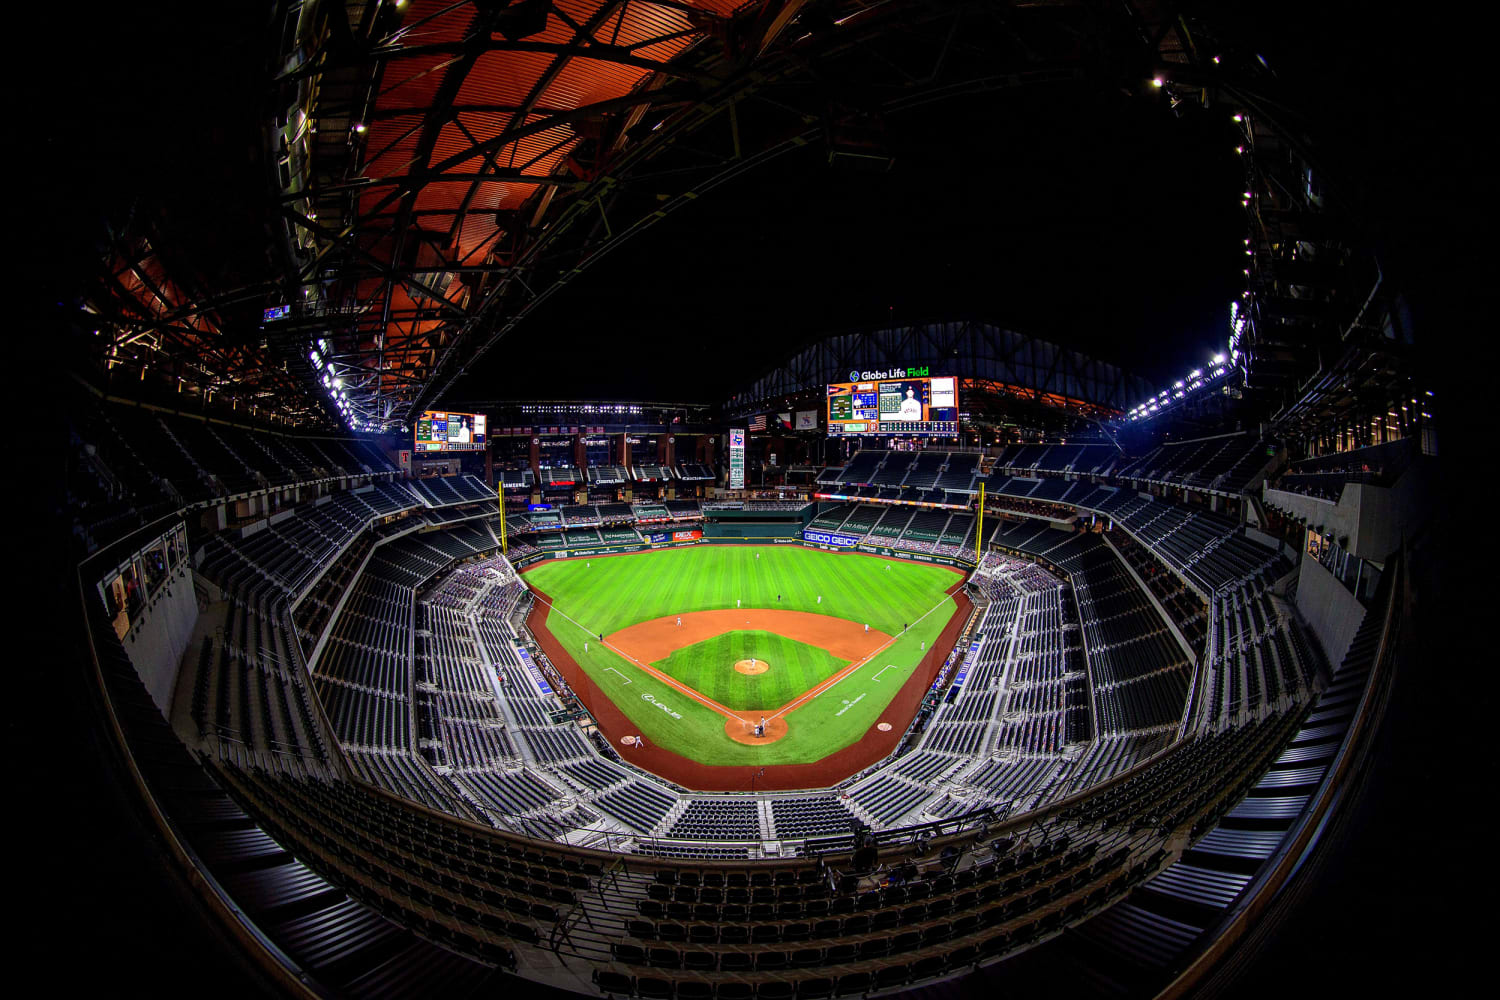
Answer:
667, 800, 763, 841
1199, 583, 1321, 726
870, 506, 914, 538
1031, 530, 1191, 734
836, 452, 885, 484
1116, 433, 1269, 493
75, 397, 404, 536
807, 504, 859, 532
871, 451, 916, 486
935, 454, 979, 492
596, 780, 679, 834
770, 797, 858, 839
194, 591, 331, 764
838, 505, 883, 535
590, 465, 630, 486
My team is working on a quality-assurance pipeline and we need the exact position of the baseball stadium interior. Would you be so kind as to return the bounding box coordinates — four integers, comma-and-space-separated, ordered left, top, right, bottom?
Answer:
26, 2, 1481, 999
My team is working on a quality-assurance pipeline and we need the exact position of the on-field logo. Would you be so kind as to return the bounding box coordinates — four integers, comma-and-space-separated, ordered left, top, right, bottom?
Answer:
642, 693, 683, 719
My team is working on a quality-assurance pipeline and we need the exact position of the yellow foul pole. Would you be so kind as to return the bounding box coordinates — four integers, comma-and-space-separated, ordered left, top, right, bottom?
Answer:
498, 478, 508, 554
975, 480, 984, 565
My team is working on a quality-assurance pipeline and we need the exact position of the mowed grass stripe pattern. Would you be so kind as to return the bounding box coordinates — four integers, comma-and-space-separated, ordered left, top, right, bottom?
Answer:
526, 546, 963, 767
652, 631, 847, 712
525, 545, 956, 636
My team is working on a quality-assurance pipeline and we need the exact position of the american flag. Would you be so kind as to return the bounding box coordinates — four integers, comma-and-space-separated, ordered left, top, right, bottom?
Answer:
748, 414, 767, 431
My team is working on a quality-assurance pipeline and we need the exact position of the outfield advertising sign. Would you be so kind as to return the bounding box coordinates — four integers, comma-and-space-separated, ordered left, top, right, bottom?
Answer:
802, 529, 861, 548
648, 529, 703, 544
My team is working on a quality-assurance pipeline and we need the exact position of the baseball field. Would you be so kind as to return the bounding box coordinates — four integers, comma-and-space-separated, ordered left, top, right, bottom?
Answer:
522, 544, 967, 785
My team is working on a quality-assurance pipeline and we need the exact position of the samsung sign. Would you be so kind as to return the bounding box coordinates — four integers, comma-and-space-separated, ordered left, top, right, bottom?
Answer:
848, 365, 930, 381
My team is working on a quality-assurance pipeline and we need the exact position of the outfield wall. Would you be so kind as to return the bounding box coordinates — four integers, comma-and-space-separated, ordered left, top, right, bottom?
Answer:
512, 537, 976, 570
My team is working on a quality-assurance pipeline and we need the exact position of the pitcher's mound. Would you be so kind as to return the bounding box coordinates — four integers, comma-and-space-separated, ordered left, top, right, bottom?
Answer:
726, 716, 788, 745
734, 658, 770, 675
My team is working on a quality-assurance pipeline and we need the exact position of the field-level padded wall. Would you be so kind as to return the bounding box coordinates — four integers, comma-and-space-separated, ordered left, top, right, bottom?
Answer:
702, 506, 813, 540
510, 538, 977, 569
702, 522, 805, 538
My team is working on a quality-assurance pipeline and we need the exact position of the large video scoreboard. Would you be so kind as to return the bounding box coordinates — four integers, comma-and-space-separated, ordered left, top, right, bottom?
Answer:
415, 410, 487, 452
827, 373, 958, 436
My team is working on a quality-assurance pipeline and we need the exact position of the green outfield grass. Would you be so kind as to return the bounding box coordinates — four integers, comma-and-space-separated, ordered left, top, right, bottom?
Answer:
526, 545, 963, 766
652, 631, 848, 711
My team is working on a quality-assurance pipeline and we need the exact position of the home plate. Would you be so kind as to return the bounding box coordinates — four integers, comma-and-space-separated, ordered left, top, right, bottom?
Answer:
876, 722, 892, 732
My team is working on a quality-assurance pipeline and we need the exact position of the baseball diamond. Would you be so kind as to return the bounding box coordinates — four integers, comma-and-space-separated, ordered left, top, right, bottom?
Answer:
523, 544, 965, 784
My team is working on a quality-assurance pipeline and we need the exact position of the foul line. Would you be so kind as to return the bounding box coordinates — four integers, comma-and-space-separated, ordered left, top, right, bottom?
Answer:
532, 595, 752, 725
767, 592, 956, 722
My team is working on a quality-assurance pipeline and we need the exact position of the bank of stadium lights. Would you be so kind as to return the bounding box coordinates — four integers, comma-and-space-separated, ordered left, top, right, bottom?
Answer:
1128, 357, 1234, 422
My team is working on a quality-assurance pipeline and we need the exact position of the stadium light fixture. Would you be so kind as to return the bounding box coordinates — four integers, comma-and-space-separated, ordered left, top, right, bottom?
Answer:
1189, 369, 1202, 378
353, 123, 366, 133
1151, 77, 1164, 88
1213, 353, 1226, 364
1233, 113, 1243, 122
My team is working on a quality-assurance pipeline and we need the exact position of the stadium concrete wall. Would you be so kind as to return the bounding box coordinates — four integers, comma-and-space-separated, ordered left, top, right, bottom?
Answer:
1295, 554, 1366, 670
126, 572, 199, 716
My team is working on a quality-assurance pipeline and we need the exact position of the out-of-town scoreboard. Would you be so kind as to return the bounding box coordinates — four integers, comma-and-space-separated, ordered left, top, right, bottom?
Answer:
729, 428, 745, 489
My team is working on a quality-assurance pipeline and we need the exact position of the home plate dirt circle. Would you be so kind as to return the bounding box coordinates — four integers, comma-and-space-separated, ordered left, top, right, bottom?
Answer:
734, 658, 770, 675
726, 716, 789, 745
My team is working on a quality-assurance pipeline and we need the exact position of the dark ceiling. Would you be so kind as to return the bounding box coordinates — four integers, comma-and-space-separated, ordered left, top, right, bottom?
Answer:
28, 1, 1478, 412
